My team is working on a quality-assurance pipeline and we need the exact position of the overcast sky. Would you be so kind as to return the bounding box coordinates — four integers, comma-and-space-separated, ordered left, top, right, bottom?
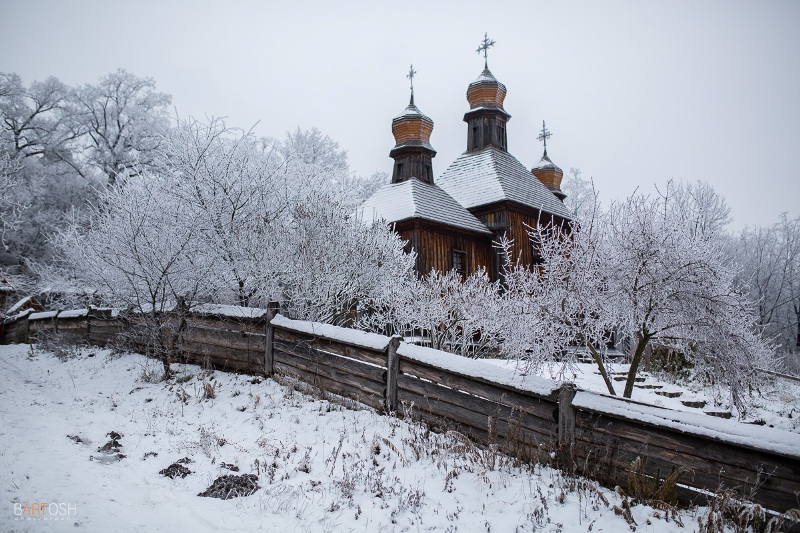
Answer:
2, 0, 798, 229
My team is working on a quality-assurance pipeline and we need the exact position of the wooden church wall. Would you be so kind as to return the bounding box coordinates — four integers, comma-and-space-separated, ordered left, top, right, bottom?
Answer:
396, 220, 494, 278
471, 202, 563, 269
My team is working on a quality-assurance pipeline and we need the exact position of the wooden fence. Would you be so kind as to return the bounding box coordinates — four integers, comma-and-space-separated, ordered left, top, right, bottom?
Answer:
3, 306, 800, 516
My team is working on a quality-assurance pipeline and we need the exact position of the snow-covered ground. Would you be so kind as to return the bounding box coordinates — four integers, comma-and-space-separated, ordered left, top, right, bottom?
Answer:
0, 343, 757, 532
485, 359, 800, 433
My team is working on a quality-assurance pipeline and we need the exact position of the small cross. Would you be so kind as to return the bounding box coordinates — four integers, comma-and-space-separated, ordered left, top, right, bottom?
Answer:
406, 64, 417, 105
538, 120, 552, 154
476, 32, 496, 69
407, 64, 416, 93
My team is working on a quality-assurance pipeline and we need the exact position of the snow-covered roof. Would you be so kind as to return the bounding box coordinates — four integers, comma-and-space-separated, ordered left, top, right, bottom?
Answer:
531, 152, 562, 173
59, 309, 89, 319
6, 295, 34, 316
437, 147, 572, 220
357, 178, 493, 235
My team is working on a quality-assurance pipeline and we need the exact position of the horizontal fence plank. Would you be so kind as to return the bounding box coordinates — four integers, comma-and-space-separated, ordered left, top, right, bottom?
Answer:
273, 360, 384, 411
183, 351, 261, 375
576, 410, 800, 485
184, 326, 266, 352
273, 346, 385, 396
273, 327, 387, 368
572, 429, 798, 513
185, 315, 265, 335
399, 357, 559, 420
398, 374, 558, 445
273, 339, 386, 385
181, 340, 260, 365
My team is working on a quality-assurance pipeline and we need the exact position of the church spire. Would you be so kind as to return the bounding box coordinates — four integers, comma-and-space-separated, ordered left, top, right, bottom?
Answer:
390, 66, 436, 184
464, 33, 510, 152
532, 120, 565, 201
407, 64, 416, 106
476, 32, 496, 70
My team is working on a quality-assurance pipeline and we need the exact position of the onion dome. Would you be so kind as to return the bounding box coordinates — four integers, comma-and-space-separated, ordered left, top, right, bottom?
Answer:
466, 68, 508, 113
390, 65, 437, 185
391, 96, 435, 152
532, 152, 565, 201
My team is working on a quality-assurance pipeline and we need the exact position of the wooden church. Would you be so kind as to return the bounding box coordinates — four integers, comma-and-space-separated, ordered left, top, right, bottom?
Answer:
359, 36, 572, 280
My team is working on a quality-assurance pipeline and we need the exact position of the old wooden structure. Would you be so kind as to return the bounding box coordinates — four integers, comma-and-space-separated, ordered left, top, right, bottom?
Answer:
4, 306, 800, 518
359, 40, 572, 279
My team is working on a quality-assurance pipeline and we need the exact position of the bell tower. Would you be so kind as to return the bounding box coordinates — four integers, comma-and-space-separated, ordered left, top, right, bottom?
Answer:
464, 33, 510, 153
390, 65, 437, 184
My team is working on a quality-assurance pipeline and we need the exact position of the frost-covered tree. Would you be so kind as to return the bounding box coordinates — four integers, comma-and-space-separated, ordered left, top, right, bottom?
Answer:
53, 169, 213, 378
70, 69, 171, 185
503, 188, 773, 411
358, 267, 502, 358
154, 117, 284, 307
737, 214, 800, 369
560, 168, 597, 222
665, 179, 732, 238
0, 153, 24, 249
278, 197, 415, 324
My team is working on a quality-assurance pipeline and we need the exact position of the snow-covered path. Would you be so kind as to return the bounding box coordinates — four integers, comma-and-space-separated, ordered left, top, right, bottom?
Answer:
1, 344, 702, 532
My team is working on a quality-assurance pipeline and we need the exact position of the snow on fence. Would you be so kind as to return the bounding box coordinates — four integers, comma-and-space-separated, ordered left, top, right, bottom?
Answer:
3, 307, 800, 515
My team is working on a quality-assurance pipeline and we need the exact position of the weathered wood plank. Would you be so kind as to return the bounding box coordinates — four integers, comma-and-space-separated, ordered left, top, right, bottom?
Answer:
399, 356, 559, 409
273, 360, 384, 410
273, 327, 386, 367
183, 351, 261, 374
184, 326, 266, 352
185, 315, 266, 335
575, 411, 800, 483
181, 340, 258, 364
572, 433, 799, 514
573, 424, 800, 501
273, 346, 385, 395
273, 340, 386, 385
397, 365, 559, 436
397, 374, 557, 444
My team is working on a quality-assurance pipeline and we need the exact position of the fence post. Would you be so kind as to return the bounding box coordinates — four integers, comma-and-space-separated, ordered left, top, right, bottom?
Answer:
385, 335, 402, 413
264, 301, 280, 377
558, 384, 577, 466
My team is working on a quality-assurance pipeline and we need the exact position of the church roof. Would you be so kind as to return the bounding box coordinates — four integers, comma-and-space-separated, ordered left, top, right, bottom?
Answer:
437, 146, 572, 219
357, 178, 492, 235
532, 152, 562, 173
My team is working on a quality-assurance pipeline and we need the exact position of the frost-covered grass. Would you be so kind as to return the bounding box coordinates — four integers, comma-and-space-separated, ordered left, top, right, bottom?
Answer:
0, 343, 764, 532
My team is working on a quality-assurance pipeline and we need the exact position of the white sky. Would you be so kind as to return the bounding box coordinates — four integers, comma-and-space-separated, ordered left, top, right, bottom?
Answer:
2, 0, 798, 229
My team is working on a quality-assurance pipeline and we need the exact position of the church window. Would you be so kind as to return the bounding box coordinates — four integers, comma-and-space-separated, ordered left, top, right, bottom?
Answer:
452, 249, 467, 277
472, 127, 478, 148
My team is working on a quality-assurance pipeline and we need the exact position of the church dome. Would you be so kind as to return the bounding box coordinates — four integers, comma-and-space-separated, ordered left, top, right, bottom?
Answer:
531, 152, 565, 201
391, 99, 434, 150
466, 68, 507, 111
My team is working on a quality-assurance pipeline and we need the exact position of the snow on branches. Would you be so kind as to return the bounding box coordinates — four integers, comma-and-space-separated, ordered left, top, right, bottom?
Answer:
502, 185, 774, 412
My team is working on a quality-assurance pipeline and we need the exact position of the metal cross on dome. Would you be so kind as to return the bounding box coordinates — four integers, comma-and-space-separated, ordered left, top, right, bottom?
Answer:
476, 32, 496, 68
407, 64, 416, 93
538, 120, 552, 154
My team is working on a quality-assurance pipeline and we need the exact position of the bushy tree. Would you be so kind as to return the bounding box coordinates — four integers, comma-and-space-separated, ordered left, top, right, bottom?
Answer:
0, 70, 172, 272
358, 267, 502, 358
70, 69, 171, 185
502, 185, 774, 412
736, 214, 800, 370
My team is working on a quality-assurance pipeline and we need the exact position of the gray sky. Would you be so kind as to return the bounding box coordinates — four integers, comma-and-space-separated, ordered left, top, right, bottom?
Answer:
2, 0, 798, 229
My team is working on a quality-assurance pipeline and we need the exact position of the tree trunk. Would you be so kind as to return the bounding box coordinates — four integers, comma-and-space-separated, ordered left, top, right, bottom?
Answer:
624, 331, 649, 398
